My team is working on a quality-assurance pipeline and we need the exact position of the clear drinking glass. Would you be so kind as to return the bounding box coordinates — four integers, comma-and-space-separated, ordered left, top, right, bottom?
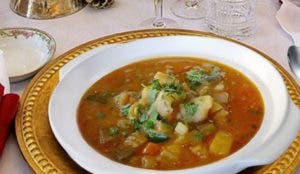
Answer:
171, 0, 206, 19
140, 0, 177, 28
205, 0, 257, 39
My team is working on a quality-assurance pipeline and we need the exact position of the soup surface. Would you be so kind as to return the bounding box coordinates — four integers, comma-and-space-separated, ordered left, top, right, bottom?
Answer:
77, 57, 264, 170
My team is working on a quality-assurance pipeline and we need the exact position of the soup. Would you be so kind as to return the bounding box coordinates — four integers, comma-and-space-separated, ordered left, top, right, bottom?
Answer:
77, 57, 264, 170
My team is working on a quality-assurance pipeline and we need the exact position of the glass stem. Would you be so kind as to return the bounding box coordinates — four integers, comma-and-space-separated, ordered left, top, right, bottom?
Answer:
153, 0, 165, 28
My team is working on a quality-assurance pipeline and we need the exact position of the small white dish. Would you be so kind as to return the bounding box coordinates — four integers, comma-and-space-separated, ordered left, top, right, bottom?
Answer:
49, 36, 300, 174
0, 27, 56, 82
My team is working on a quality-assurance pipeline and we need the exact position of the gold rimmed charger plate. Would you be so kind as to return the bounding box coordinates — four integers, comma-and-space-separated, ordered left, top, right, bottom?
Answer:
15, 29, 300, 174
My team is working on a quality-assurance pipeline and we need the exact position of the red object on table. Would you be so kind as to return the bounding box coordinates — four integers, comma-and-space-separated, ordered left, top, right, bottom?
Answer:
0, 84, 19, 157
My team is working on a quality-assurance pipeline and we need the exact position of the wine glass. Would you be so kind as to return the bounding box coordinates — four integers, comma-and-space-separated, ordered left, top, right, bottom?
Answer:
140, 0, 178, 28
171, 0, 205, 19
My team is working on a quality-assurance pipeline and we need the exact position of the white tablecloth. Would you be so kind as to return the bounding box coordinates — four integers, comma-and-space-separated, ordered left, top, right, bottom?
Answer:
0, 0, 299, 173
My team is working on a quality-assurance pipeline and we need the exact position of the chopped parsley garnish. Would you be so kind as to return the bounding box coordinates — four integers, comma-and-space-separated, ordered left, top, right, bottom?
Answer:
131, 120, 140, 130
96, 112, 106, 118
86, 91, 114, 104
184, 103, 198, 116
194, 132, 204, 141
109, 127, 119, 136
151, 79, 162, 90
186, 67, 224, 89
143, 120, 155, 130
120, 104, 131, 116
163, 82, 182, 94
148, 89, 159, 103
148, 104, 159, 121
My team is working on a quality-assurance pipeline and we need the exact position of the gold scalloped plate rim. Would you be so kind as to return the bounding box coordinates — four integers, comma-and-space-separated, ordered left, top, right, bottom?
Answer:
15, 29, 300, 174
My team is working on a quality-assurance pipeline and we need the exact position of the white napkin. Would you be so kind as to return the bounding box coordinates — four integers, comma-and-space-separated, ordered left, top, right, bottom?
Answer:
276, 0, 300, 46
59, 44, 118, 81
0, 49, 10, 94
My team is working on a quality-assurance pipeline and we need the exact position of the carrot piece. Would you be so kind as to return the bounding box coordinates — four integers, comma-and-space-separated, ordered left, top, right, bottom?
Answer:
142, 142, 161, 156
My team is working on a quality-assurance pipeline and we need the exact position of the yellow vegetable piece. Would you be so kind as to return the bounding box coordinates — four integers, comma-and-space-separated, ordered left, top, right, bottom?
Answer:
209, 131, 233, 156
213, 109, 229, 126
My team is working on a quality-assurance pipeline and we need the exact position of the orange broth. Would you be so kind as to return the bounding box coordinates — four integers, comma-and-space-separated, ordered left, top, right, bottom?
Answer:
77, 57, 264, 170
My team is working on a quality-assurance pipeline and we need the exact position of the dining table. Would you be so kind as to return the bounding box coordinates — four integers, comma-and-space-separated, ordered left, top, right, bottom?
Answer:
0, 0, 299, 173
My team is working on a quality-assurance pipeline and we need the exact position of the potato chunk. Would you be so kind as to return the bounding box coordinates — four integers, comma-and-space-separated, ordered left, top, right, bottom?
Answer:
154, 72, 176, 85
158, 144, 182, 163
154, 91, 174, 118
114, 91, 137, 108
124, 132, 147, 148
142, 156, 157, 169
180, 95, 213, 123
189, 143, 208, 159
209, 131, 233, 156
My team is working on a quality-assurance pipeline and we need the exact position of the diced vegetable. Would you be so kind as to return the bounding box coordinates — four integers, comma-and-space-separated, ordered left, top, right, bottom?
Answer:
117, 119, 132, 130
214, 81, 224, 91
154, 121, 173, 136
114, 91, 137, 108
142, 156, 158, 169
181, 95, 213, 123
197, 123, 217, 136
213, 109, 229, 126
182, 82, 191, 92
113, 146, 134, 162
99, 129, 117, 144
158, 144, 182, 162
213, 92, 229, 104
189, 143, 208, 159
124, 132, 147, 148
209, 131, 233, 156
154, 72, 176, 85
175, 122, 188, 135
197, 85, 210, 96
154, 91, 174, 118
143, 142, 161, 156
210, 101, 223, 114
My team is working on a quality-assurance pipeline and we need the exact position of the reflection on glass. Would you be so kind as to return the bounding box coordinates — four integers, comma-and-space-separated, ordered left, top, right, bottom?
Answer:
171, 0, 205, 19
140, 0, 178, 28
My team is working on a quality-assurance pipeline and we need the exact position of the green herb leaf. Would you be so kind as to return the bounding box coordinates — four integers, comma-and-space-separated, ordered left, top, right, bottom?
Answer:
148, 104, 158, 121
86, 91, 113, 104
147, 130, 168, 143
184, 102, 198, 116
139, 111, 148, 123
186, 67, 224, 88
131, 120, 140, 130
96, 112, 106, 118
151, 79, 161, 90
186, 69, 205, 84
121, 104, 131, 116
109, 127, 119, 136
143, 120, 155, 130
163, 82, 182, 94
148, 89, 159, 103
194, 132, 204, 141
